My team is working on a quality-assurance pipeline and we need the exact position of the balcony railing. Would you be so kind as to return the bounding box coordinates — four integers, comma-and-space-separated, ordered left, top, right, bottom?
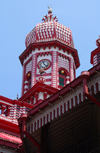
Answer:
0, 96, 34, 122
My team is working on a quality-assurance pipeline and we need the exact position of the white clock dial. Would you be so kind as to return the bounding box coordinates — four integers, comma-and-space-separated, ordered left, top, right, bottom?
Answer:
38, 59, 50, 70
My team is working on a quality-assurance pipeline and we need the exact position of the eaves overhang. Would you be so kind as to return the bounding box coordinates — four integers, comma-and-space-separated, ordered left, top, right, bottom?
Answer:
0, 95, 34, 109
27, 63, 100, 118
0, 132, 22, 149
19, 40, 80, 69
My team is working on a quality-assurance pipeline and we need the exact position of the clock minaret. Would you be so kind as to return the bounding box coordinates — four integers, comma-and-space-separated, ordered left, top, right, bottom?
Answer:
19, 8, 80, 104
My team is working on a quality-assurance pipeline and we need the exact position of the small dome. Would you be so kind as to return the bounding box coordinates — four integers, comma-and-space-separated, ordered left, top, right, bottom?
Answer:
96, 36, 100, 47
25, 11, 74, 48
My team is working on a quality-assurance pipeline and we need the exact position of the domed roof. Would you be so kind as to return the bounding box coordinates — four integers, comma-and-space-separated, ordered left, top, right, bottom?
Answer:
25, 9, 74, 48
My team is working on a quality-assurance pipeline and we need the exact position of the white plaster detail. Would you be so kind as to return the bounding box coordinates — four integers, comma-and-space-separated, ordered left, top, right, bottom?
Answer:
24, 85, 28, 89
26, 60, 32, 75
66, 102, 68, 111
38, 92, 44, 100
0, 100, 13, 107
66, 81, 70, 84
24, 80, 28, 83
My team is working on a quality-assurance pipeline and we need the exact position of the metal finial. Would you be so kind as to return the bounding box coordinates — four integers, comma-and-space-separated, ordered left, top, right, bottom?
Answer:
48, 5, 52, 14
16, 94, 19, 100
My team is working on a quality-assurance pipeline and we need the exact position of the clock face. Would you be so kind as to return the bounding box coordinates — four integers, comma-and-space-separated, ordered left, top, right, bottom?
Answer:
38, 59, 51, 70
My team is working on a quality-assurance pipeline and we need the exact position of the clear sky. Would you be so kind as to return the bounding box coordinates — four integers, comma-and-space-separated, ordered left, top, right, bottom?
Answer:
0, 0, 100, 99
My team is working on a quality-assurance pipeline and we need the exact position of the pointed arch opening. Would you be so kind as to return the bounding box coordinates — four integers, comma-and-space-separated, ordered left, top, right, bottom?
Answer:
58, 68, 70, 87
25, 71, 31, 90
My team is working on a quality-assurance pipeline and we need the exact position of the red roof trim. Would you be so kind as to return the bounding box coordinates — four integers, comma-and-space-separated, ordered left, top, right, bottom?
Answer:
0, 118, 20, 134
0, 95, 34, 109
19, 82, 58, 101
90, 46, 100, 64
0, 132, 22, 144
27, 63, 100, 117
19, 40, 80, 68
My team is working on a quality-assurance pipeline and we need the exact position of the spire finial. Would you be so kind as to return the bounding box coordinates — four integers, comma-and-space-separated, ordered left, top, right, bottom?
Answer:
48, 5, 52, 14
16, 94, 19, 100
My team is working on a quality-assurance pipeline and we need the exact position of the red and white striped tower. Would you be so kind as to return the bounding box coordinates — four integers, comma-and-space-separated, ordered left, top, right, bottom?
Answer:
19, 8, 80, 96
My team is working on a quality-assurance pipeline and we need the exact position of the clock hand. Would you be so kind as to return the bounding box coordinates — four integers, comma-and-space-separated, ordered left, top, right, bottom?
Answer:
43, 61, 47, 66
44, 61, 48, 66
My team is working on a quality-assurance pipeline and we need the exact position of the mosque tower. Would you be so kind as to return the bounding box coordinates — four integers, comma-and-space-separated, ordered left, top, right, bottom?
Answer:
19, 8, 80, 104
1, 7, 100, 153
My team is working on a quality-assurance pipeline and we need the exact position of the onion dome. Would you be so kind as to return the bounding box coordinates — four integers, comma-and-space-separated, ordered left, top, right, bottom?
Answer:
25, 8, 74, 48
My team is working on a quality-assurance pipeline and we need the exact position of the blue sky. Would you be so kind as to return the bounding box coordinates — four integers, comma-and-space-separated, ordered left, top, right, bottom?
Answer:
0, 0, 100, 99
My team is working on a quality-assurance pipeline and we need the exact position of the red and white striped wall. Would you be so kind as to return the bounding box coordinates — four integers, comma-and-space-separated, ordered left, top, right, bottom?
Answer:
70, 58, 74, 82
21, 46, 77, 95
51, 51, 58, 88
32, 54, 37, 86
93, 55, 98, 66
58, 55, 69, 72
25, 60, 32, 75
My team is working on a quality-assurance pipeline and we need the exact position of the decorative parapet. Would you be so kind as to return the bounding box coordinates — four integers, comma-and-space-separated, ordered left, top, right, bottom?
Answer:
0, 96, 33, 123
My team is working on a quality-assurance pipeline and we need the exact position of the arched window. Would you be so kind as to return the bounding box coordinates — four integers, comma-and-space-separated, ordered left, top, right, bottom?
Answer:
27, 72, 31, 89
24, 71, 31, 91
59, 68, 70, 87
